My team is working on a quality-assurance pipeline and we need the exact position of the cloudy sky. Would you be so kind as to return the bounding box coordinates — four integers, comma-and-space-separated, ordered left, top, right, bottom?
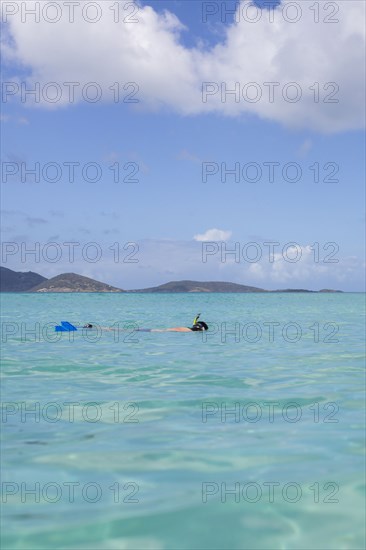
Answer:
1, 0, 365, 290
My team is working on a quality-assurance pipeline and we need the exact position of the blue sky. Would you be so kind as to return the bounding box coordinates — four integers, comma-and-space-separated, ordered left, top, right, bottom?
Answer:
1, 0, 365, 290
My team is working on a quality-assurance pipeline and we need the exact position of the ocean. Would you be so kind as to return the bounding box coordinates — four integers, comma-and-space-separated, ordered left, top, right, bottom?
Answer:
1, 292, 365, 549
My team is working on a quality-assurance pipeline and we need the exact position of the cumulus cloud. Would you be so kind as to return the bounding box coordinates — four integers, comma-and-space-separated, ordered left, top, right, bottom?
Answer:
218, 242, 359, 288
194, 228, 232, 242
297, 139, 313, 158
1, 0, 364, 132
26, 216, 48, 227
177, 149, 202, 164
17, 116, 29, 125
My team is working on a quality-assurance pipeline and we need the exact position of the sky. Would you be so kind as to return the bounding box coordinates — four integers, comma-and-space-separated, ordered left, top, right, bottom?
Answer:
1, 0, 365, 291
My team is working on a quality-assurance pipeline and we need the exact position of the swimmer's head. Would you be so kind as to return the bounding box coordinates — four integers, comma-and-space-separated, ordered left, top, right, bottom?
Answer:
191, 321, 208, 331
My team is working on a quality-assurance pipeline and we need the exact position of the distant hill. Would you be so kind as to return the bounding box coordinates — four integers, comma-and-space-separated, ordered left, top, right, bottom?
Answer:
0, 266, 47, 292
272, 288, 315, 293
272, 288, 342, 293
131, 280, 266, 293
30, 272, 124, 293
318, 289, 343, 293
0, 268, 343, 293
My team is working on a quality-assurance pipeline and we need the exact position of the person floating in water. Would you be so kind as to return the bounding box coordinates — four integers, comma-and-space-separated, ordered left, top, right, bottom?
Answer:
82, 314, 208, 333
151, 313, 208, 332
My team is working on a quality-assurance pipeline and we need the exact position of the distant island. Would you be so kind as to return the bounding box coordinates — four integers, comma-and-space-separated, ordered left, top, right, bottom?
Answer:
30, 272, 124, 293
0, 266, 47, 292
131, 280, 266, 293
0, 267, 343, 293
0, 267, 123, 293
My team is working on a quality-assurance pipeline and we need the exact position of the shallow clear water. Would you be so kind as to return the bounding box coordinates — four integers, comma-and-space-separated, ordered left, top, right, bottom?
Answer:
1, 293, 365, 549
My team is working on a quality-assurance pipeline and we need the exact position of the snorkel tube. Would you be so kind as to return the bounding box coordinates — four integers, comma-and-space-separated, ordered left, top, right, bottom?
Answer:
191, 313, 208, 331
193, 313, 201, 325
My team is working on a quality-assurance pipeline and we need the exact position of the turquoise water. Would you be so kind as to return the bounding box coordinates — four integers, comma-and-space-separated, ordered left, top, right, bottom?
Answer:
1, 293, 365, 550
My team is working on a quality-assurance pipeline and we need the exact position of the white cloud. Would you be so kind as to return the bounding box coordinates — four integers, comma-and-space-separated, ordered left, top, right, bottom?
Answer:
2, 0, 364, 133
177, 149, 202, 164
193, 228, 232, 242
248, 262, 265, 280
0, 114, 29, 124
297, 139, 312, 158
218, 243, 364, 289
217, 243, 359, 288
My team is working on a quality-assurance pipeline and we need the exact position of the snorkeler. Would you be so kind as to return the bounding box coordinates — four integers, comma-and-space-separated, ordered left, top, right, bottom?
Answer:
81, 314, 208, 333
151, 313, 208, 332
